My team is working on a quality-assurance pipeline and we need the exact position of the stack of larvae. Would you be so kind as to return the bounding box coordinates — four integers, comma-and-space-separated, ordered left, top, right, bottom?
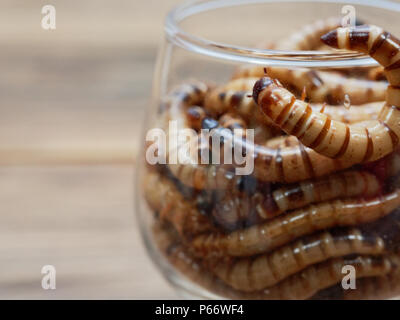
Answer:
143, 18, 400, 299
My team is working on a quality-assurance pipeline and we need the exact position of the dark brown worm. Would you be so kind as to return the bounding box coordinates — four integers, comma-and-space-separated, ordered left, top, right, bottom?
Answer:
143, 171, 214, 238
254, 27, 400, 165
368, 66, 386, 81
153, 223, 392, 300
190, 189, 400, 258
152, 222, 249, 299
161, 82, 244, 190
271, 17, 342, 51
185, 106, 207, 131
342, 254, 400, 300
311, 102, 382, 123
235, 66, 387, 105
250, 256, 392, 300
210, 169, 381, 232
162, 84, 372, 187
203, 86, 282, 138
210, 228, 385, 292
256, 170, 381, 219
219, 113, 247, 132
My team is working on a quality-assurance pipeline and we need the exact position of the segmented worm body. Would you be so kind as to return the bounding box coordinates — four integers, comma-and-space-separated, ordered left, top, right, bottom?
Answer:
256, 170, 381, 219
185, 106, 207, 131
144, 171, 214, 237
368, 66, 386, 81
254, 26, 400, 165
210, 169, 381, 232
272, 17, 342, 51
211, 228, 385, 291
191, 190, 400, 257
252, 256, 391, 300
204, 85, 282, 137
219, 113, 247, 132
311, 102, 382, 123
162, 82, 244, 190
343, 254, 400, 300
238, 66, 387, 105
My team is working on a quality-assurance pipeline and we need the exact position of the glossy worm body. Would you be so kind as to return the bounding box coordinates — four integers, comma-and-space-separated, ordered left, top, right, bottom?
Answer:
237, 66, 387, 105
256, 170, 381, 219
311, 102, 382, 124
272, 17, 342, 51
185, 106, 207, 131
211, 169, 381, 232
144, 171, 214, 237
342, 255, 400, 300
253, 26, 400, 165
251, 256, 392, 300
211, 228, 385, 292
163, 82, 243, 190
191, 189, 400, 258
204, 85, 282, 136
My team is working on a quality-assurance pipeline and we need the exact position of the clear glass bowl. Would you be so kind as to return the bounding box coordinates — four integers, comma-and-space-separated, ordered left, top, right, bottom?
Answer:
136, 0, 400, 299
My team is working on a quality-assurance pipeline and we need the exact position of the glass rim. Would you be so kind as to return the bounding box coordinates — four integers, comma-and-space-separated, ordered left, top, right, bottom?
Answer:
164, 0, 400, 67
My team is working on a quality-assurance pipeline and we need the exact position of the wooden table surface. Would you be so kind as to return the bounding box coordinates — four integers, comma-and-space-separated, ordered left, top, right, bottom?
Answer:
0, 0, 183, 299
2, 0, 400, 300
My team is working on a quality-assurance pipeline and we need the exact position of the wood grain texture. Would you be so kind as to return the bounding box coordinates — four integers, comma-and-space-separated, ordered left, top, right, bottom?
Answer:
0, 0, 182, 299
2, 0, 400, 300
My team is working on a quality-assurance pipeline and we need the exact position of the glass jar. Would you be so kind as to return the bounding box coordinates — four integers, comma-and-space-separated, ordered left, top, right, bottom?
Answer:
136, 0, 400, 299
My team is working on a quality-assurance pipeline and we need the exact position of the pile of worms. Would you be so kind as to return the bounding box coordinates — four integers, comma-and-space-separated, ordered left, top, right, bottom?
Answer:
143, 18, 400, 299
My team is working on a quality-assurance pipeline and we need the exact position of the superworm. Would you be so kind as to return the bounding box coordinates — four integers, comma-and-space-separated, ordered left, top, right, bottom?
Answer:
210, 169, 381, 231
256, 170, 381, 219
238, 66, 387, 105
272, 17, 342, 51
162, 82, 243, 190
190, 189, 400, 258
153, 223, 392, 300
143, 171, 214, 238
211, 228, 385, 292
185, 106, 207, 131
219, 113, 247, 132
205, 83, 382, 125
311, 102, 382, 123
342, 254, 400, 300
252, 256, 392, 300
152, 222, 247, 299
253, 26, 400, 164
203, 84, 282, 134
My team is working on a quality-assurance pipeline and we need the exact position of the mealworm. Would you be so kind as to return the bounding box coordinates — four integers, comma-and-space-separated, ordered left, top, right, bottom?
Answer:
163, 82, 244, 190
311, 102, 382, 123
185, 106, 207, 131
256, 170, 381, 219
190, 189, 400, 258
143, 170, 214, 238
254, 33, 400, 164
342, 254, 400, 300
211, 228, 385, 292
210, 169, 381, 231
219, 113, 247, 131
367, 66, 386, 81
250, 136, 355, 183
238, 66, 387, 105
254, 256, 392, 300
224, 77, 260, 91
272, 17, 342, 51
153, 223, 393, 300
152, 222, 251, 300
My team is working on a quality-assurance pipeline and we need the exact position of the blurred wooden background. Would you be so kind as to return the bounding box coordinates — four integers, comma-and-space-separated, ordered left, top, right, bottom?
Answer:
0, 0, 182, 299
2, 0, 400, 300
